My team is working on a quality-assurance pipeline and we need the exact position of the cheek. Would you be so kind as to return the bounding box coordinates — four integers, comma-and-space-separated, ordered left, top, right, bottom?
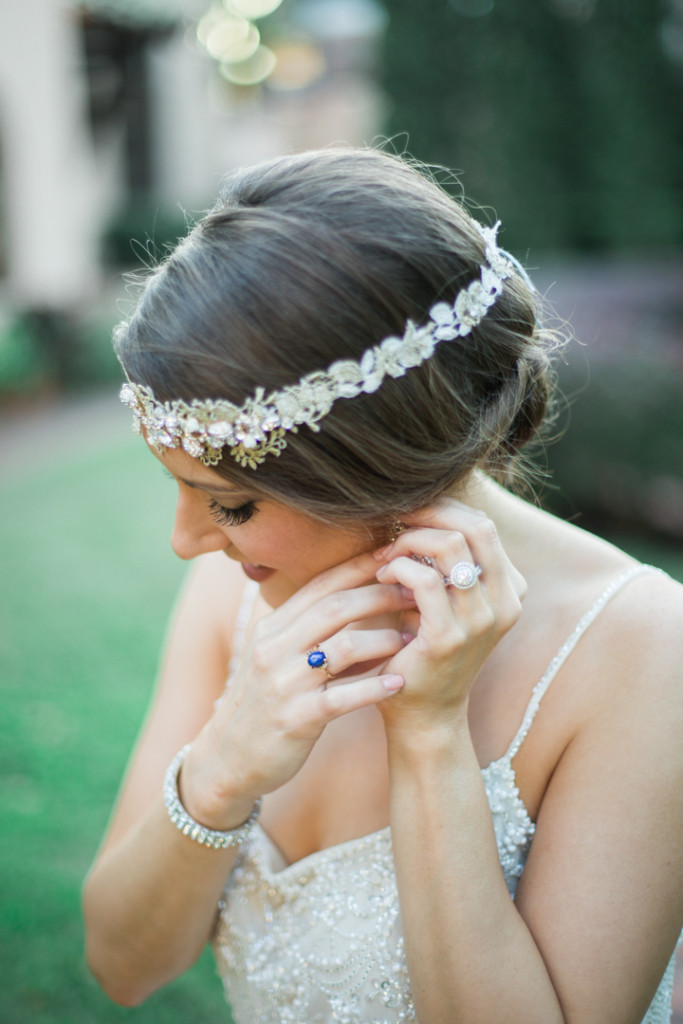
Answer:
234, 517, 311, 566
244, 516, 365, 577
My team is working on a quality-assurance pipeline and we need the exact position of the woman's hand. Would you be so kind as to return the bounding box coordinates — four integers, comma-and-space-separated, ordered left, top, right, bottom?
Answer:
373, 498, 526, 730
181, 553, 414, 827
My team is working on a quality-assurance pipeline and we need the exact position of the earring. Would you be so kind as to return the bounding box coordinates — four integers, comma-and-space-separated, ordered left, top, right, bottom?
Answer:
389, 520, 407, 543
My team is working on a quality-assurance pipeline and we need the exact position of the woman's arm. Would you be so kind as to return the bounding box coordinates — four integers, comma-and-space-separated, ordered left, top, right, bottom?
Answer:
84, 550, 414, 1006
376, 517, 683, 1024
83, 553, 250, 1005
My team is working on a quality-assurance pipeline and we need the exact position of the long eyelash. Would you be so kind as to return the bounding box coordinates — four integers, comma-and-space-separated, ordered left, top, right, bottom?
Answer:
207, 498, 257, 527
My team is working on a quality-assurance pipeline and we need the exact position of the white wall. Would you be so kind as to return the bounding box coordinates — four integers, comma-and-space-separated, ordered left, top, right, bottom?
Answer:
0, 0, 106, 307
0, 0, 386, 311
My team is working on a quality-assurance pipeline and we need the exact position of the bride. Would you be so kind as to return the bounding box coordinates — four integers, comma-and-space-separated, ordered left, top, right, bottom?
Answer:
83, 147, 683, 1023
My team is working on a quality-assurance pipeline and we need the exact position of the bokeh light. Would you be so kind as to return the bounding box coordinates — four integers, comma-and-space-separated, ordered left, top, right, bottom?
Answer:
268, 40, 326, 90
219, 43, 277, 84
197, 0, 284, 84
227, 0, 284, 18
205, 15, 253, 60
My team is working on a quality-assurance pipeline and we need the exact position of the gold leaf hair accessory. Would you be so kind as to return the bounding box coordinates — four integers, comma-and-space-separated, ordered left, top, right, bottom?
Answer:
119, 222, 517, 468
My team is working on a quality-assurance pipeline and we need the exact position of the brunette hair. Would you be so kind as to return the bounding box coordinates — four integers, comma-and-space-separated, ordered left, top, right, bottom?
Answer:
114, 147, 559, 527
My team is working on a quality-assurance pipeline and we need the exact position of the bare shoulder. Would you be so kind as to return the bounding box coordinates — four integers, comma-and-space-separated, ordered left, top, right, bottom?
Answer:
513, 504, 683, 757
523, 502, 683, 675
514, 539, 683, 1020
573, 560, 683, 709
544, 548, 683, 792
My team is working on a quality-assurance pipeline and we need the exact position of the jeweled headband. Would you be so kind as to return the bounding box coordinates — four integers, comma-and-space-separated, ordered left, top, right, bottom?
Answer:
119, 222, 517, 469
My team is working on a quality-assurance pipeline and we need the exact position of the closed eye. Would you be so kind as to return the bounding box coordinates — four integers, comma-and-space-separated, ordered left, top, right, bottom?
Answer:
207, 498, 258, 527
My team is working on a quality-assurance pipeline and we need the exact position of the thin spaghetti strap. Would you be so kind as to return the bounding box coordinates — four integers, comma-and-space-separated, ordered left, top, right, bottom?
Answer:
505, 564, 666, 761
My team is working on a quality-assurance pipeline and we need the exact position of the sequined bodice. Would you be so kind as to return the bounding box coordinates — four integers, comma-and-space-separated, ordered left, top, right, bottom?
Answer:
212, 567, 678, 1024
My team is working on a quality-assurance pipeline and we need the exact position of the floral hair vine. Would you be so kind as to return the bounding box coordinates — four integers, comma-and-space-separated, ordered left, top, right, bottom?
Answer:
119, 221, 517, 469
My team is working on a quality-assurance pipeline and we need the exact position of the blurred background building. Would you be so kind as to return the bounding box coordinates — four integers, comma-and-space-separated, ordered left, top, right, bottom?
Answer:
1, 4, 682, 1022
0, 0, 385, 312
0, 0, 681, 530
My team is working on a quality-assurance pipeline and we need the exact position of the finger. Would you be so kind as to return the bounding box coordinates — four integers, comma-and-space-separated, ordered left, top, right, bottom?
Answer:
315, 674, 405, 722
277, 550, 393, 624
376, 556, 462, 639
379, 512, 523, 602
376, 526, 476, 584
402, 496, 490, 530
307, 628, 408, 678
296, 582, 417, 652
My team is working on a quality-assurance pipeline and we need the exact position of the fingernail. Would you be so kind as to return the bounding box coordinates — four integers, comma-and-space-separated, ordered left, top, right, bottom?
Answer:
376, 564, 389, 578
399, 586, 414, 601
382, 674, 404, 691
401, 632, 416, 645
372, 544, 392, 561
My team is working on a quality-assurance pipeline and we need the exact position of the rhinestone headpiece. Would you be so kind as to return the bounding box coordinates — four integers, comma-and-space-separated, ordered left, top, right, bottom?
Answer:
119, 222, 516, 469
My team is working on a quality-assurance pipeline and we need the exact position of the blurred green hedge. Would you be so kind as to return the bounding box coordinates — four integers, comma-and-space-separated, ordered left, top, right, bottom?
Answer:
543, 353, 683, 537
0, 310, 121, 403
102, 200, 195, 268
382, 0, 683, 252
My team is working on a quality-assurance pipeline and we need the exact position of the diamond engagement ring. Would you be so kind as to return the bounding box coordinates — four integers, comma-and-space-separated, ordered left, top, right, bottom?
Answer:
443, 562, 482, 589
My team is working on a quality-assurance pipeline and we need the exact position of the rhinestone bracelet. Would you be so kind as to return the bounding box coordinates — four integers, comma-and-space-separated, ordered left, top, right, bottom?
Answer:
163, 744, 262, 849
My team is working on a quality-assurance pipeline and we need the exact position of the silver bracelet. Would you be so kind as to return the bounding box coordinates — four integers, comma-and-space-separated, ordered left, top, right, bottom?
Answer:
163, 743, 262, 849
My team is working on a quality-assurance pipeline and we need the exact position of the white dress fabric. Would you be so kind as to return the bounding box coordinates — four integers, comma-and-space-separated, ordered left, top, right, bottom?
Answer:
212, 566, 680, 1023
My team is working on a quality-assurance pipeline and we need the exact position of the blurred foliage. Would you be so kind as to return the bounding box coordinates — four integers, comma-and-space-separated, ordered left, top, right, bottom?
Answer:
0, 316, 51, 396
0, 198, 195, 402
0, 440, 231, 1023
0, 308, 121, 403
382, 0, 683, 252
543, 354, 683, 537
102, 199, 195, 267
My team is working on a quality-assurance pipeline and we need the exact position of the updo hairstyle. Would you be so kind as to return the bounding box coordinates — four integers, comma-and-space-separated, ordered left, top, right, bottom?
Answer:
114, 148, 558, 527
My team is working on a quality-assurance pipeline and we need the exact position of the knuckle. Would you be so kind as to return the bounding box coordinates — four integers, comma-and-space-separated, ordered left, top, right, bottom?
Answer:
274, 700, 311, 738
432, 537, 454, 562
434, 630, 459, 656
271, 674, 290, 699
309, 570, 333, 597
515, 571, 528, 601
383, 629, 404, 652
334, 631, 354, 661
271, 706, 292, 734
472, 604, 496, 634
422, 571, 443, 593
250, 643, 271, 674
474, 517, 498, 544
501, 596, 523, 629
319, 687, 343, 719
321, 592, 345, 621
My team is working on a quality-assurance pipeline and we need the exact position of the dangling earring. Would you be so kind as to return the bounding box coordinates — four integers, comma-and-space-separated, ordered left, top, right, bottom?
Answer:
389, 520, 407, 543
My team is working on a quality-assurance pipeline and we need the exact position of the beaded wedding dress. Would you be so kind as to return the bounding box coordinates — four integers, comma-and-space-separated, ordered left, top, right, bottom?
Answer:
212, 566, 680, 1024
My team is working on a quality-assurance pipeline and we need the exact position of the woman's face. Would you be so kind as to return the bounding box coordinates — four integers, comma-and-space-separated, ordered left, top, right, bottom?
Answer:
154, 446, 375, 605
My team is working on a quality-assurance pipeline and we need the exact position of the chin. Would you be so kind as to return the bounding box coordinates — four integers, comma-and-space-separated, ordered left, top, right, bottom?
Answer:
256, 571, 300, 608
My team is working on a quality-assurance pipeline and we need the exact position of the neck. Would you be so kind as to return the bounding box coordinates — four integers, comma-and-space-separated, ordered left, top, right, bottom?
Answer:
455, 472, 545, 568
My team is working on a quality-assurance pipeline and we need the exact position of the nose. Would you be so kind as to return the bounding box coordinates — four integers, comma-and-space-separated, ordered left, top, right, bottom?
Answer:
171, 484, 227, 560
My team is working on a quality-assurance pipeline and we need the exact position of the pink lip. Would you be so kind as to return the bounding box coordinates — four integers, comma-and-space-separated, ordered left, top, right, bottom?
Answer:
241, 563, 275, 583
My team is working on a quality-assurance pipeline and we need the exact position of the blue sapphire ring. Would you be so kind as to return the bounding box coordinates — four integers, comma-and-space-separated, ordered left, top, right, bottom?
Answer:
307, 648, 332, 676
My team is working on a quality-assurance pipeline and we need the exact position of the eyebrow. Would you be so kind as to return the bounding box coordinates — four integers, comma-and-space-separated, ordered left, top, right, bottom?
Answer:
162, 468, 254, 497
180, 478, 248, 496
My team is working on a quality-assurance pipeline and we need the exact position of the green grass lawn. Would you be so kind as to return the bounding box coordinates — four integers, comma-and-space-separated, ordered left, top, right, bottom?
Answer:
0, 436, 230, 1023
1, 432, 681, 1023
